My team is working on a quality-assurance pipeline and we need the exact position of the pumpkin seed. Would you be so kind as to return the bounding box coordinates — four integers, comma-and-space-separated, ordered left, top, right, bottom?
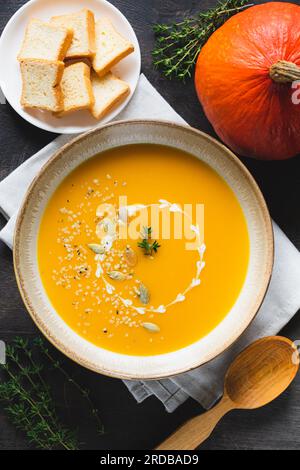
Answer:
96, 217, 116, 238
87, 243, 105, 254
125, 246, 137, 267
107, 271, 132, 281
142, 322, 160, 333
139, 283, 150, 305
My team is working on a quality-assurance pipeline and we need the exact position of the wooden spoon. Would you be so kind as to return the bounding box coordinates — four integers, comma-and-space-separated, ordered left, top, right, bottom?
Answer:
156, 336, 299, 450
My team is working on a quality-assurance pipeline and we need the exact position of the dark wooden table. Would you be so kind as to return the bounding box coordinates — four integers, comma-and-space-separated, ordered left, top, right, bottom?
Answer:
0, 0, 300, 451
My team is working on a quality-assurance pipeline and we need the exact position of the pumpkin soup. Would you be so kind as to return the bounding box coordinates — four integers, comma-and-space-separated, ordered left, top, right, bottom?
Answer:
38, 144, 249, 355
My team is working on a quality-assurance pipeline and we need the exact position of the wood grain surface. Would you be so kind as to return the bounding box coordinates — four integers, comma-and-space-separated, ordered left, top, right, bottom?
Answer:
0, 0, 300, 450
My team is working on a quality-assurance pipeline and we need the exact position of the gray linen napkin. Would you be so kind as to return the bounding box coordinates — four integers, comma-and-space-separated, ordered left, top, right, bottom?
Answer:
1, 74, 300, 412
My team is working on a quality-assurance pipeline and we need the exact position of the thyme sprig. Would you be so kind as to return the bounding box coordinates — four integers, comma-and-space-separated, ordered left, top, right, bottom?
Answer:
152, 0, 252, 81
0, 338, 78, 450
138, 226, 161, 256
0, 337, 105, 449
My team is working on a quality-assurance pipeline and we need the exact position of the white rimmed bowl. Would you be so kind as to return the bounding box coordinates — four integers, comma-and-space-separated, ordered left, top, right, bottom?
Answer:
0, 0, 141, 133
14, 120, 274, 379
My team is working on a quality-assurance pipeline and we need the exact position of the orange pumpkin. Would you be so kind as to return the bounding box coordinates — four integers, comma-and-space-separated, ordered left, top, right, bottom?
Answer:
195, 2, 300, 160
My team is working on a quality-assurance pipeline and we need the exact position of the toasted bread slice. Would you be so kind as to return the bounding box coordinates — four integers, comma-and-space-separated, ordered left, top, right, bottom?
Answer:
20, 59, 64, 112
51, 9, 95, 59
18, 19, 73, 62
58, 62, 94, 116
90, 71, 130, 120
92, 17, 134, 77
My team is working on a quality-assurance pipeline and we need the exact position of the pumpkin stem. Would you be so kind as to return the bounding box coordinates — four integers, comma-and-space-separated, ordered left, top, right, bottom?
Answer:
270, 60, 300, 84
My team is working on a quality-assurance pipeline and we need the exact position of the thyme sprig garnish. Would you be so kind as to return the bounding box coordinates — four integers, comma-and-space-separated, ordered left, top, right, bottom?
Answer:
138, 226, 161, 256
152, 0, 252, 81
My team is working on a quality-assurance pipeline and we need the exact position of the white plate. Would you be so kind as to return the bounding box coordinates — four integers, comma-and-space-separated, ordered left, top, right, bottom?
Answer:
0, 0, 141, 134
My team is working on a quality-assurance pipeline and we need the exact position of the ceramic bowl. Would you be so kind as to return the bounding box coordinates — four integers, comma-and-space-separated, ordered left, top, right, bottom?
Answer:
0, 0, 141, 133
14, 120, 274, 379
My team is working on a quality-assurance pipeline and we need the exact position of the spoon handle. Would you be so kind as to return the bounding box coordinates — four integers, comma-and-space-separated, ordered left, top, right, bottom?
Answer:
156, 395, 233, 450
